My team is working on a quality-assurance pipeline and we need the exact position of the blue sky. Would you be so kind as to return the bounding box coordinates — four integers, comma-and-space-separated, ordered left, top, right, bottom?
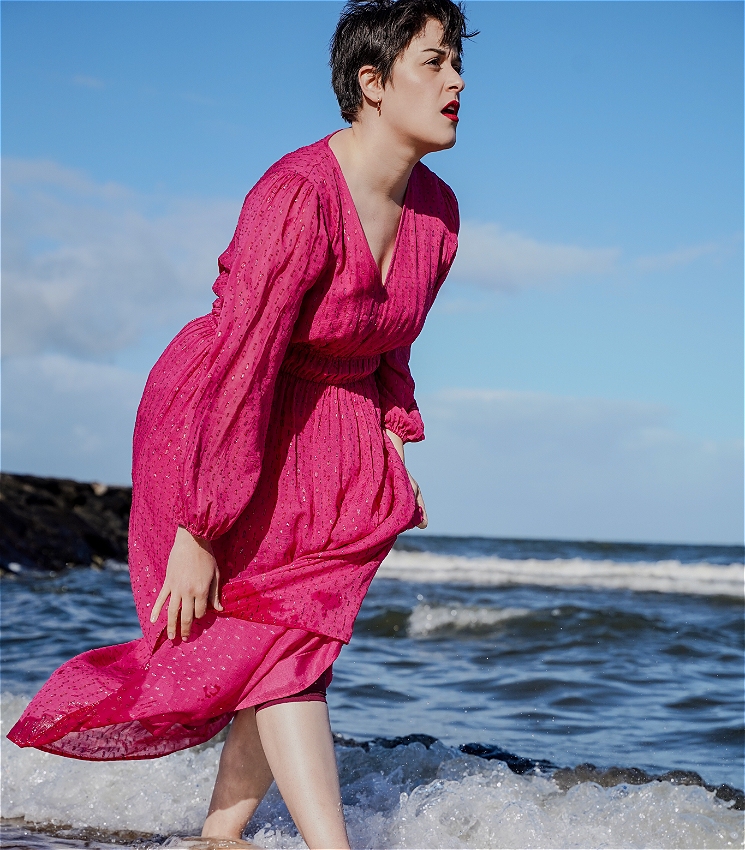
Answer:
2, 1, 742, 544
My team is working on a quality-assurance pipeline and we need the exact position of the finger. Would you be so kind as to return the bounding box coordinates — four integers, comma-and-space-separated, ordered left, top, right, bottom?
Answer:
167, 595, 181, 641
417, 493, 428, 529
194, 589, 208, 620
181, 597, 195, 640
210, 571, 224, 612
150, 586, 169, 624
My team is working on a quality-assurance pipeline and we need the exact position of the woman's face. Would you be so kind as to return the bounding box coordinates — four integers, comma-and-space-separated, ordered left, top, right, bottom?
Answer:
380, 18, 465, 154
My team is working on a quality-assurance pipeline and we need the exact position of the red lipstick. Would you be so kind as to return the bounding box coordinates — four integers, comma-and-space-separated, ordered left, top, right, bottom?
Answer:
441, 100, 460, 122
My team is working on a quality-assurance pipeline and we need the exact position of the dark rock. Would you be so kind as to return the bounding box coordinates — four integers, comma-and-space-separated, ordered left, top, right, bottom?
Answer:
331, 732, 439, 752
0, 472, 131, 572
460, 742, 557, 774
554, 762, 745, 809
374, 733, 439, 750
552, 763, 653, 790
656, 768, 707, 787
713, 783, 745, 810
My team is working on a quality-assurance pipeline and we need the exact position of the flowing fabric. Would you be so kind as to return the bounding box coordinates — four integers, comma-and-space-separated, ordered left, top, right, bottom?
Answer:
9, 131, 459, 760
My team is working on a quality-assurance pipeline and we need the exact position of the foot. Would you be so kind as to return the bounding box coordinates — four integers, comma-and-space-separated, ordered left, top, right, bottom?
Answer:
163, 837, 254, 849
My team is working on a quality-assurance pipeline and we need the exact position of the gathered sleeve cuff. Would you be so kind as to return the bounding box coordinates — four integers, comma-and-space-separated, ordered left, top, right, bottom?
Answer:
376, 345, 425, 444
176, 169, 329, 540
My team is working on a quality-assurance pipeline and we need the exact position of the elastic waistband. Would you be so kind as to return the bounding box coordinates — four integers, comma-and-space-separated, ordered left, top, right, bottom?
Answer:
280, 344, 381, 385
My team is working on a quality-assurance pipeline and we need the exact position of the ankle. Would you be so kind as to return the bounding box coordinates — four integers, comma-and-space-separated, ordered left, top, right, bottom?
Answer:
201, 818, 247, 843
183, 835, 254, 849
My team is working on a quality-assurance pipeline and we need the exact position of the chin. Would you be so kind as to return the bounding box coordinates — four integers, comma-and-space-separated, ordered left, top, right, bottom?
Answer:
408, 124, 458, 155
423, 131, 458, 154
439, 133, 457, 150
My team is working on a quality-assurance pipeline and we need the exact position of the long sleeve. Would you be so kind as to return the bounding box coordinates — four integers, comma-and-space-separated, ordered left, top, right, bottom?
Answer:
376, 182, 459, 445
176, 169, 329, 540
376, 345, 425, 443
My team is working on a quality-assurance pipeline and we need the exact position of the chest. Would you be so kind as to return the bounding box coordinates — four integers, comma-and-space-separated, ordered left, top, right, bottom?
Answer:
292, 198, 444, 356
346, 192, 404, 286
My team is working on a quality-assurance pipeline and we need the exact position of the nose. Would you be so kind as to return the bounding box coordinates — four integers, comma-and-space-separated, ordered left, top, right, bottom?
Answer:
448, 65, 465, 93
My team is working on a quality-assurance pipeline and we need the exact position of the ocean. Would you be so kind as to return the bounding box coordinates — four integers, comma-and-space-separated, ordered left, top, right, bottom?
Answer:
1, 533, 743, 849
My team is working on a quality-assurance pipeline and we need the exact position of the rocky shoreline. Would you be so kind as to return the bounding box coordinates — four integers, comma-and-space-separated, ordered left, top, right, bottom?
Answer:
0, 473, 131, 573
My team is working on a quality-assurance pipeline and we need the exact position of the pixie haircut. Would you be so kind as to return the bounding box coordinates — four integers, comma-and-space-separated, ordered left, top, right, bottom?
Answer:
330, 0, 477, 123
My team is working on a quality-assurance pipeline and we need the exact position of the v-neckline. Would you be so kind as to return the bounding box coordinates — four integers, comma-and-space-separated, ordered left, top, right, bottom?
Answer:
324, 130, 411, 289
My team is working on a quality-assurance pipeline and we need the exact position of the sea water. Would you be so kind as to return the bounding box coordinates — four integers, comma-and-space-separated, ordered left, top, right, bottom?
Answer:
1, 534, 743, 849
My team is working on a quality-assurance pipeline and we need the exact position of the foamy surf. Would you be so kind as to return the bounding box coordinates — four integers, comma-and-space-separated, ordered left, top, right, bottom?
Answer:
407, 603, 532, 636
2, 695, 742, 849
378, 549, 744, 597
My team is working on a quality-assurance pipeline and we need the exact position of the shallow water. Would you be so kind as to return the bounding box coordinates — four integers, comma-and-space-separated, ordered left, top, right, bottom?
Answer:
2, 707, 742, 849
2, 534, 743, 848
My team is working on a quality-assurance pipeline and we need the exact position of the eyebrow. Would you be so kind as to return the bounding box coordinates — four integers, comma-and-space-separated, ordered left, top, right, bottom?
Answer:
421, 47, 448, 56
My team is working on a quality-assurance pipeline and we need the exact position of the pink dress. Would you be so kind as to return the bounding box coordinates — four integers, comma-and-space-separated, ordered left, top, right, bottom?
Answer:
8, 132, 459, 760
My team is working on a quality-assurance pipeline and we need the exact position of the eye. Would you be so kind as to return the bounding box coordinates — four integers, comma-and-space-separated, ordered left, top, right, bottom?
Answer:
427, 57, 441, 67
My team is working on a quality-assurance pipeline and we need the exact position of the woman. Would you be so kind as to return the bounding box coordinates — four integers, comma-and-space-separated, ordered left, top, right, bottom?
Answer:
9, 0, 473, 846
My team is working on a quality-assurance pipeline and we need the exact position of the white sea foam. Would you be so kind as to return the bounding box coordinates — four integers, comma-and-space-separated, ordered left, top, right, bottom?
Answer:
408, 603, 532, 637
378, 549, 744, 597
2, 694, 742, 849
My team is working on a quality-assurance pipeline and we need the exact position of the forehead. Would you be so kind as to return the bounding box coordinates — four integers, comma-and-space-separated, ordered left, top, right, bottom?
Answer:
408, 18, 448, 52
398, 18, 453, 60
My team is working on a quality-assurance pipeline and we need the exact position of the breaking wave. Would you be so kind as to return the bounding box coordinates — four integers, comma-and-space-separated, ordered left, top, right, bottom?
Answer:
2, 694, 742, 849
378, 549, 744, 597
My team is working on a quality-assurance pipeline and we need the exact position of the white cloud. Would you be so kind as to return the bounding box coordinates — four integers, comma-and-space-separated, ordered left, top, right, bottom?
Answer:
635, 238, 738, 272
1, 158, 240, 358
1, 159, 243, 482
451, 221, 620, 290
72, 74, 105, 90
180, 91, 215, 106
4, 158, 129, 201
408, 388, 743, 545
1, 354, 146, 484
449, 222, 738, 292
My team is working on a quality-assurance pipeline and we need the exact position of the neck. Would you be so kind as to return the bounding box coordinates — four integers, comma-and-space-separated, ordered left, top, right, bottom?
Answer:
330, 120, 422, 206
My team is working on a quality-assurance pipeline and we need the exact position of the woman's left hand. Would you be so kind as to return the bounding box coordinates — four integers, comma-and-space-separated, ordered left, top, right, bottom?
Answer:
407, 470, 428, 529
385, 428, 428, 529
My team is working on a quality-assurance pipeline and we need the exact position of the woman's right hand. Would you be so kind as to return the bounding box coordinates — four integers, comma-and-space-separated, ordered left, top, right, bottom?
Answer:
150, 526, 223, 641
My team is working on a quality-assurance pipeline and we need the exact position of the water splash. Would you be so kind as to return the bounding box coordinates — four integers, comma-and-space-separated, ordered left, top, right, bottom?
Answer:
3, 695, 742, 849
407, 604, 531, 637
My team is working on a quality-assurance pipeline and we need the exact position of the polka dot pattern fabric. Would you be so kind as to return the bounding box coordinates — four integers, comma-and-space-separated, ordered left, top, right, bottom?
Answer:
8, 131, 459, 760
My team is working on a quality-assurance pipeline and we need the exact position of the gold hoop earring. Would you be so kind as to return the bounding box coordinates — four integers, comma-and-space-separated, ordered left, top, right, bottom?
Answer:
376, 99, 382, 117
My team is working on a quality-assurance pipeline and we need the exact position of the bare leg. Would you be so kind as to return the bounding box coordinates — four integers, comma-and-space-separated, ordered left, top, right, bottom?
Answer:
202, 708, 275, 841
256, 701, 350, 850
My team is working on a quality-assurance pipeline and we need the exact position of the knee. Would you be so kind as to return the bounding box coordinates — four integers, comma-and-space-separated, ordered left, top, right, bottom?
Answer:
221, 710, 260, 757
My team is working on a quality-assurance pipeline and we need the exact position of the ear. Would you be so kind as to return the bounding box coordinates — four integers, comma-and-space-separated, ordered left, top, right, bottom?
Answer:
358, 65, 384, 107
